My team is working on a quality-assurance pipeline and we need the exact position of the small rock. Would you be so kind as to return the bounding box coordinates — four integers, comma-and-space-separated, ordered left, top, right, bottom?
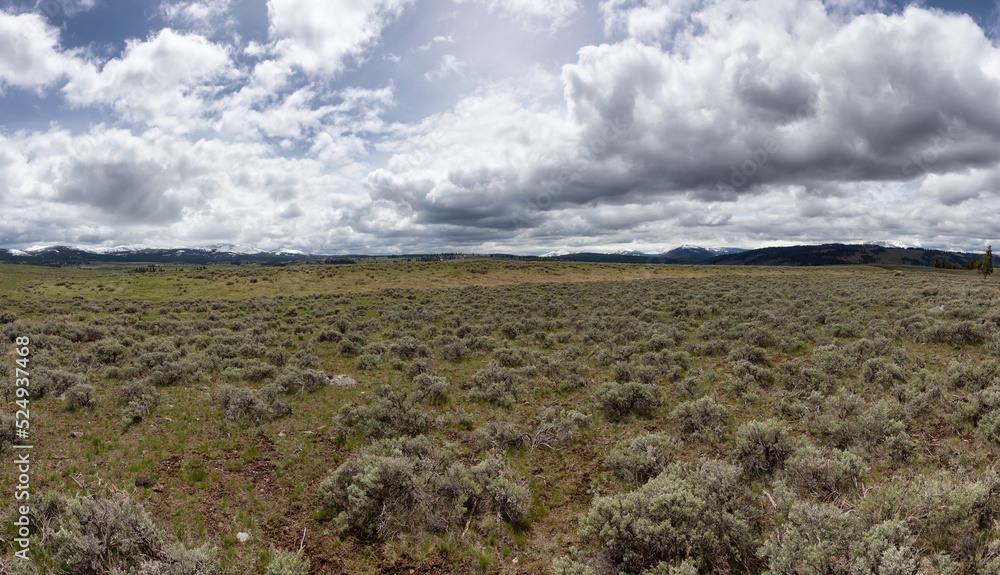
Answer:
278, 431, 287, 438
69, 431, 84, 438
236, 532, 250, 543
893, 271, 905, 276
328, 374, 357, 386
134, 477, 156, 488
152, 485, 164, 493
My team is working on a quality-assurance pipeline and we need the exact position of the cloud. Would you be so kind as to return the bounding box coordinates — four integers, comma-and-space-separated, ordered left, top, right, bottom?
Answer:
358, 0, 1000, 251
481, 0, 579, 30
0, 124, 374, 251
424, 54, 467, 80
417, 34, 455, 52
159, 0, 235, 31
268, 0, 413, 76
62, 29, 236, 133
0, 11, 82, 93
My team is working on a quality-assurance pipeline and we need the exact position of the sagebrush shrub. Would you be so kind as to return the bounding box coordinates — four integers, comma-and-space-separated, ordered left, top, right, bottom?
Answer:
354, 353, 382, 370
759, 504, 954, 575
412, 373, 449, 404
671, 395, 728, 441
975, 409, 1000, 444
265, 550, 310, 575
317, 436, 529, 538
733, 419, 793, 476
578, 460, 756, 574
475, 421, 527, 452
91, 341, 128, 365
148, 361, 198, 386
605, 432, 678, 486
469, 363, 523, 408
336, 386, 430, 439
855, 470, 1000, 569
861, 358, 906, 387
64, 384, 97, 411
31, 368, 85, 399
213, 385, 289, 425
274, 367, 328, 394
0, 414, 16, 455
406, 357, 435, 378
593, 381, 662, 422
440, 341, 471, 361
783, 445, 868, 498
118, 381, 160, 431
733, 360, 775, 387
528, 409, 591, 451
42, 492, 220, 575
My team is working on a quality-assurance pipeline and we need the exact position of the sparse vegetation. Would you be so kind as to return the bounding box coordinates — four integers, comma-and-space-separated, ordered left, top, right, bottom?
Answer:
2, 260, 1000, 573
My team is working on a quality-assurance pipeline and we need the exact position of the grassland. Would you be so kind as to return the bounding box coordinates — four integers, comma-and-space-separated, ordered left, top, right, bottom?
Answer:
1, 260, 999, 574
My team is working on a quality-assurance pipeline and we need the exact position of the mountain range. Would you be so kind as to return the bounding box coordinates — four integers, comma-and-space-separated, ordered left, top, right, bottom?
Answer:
549, 243, 985, 267
0, 243, 987, 268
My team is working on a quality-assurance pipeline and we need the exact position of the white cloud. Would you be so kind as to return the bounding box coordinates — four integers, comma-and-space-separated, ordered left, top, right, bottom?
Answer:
0, 11, 82, 93
482, 0, 579, 30
268, 0, 413, 76
417, 34, 455, 51
62, 29, 236, 133
159, 0, 235, 31
600, 0, 702, 39
0, 124, 373, 251
424, 54, 467, 80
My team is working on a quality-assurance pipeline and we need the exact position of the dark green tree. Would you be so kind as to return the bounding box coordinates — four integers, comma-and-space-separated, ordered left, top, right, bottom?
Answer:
981, 245, 994, 280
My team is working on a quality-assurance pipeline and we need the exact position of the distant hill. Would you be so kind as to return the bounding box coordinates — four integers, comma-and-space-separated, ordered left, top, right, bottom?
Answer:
0, 243, 983, 268
711, 243, 981, 267
0, 246, 318, 266
552, 243, 982, 267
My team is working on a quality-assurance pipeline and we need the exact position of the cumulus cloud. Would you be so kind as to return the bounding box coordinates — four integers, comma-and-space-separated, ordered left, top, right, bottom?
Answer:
268, 0, 412, 76
62, 29, 236, 133
362, 0, 1000, 250
0, 11, 82, 93
0, 124, 373, 250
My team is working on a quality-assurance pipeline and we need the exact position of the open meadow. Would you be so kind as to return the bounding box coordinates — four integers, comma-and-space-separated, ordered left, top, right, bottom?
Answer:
2, 260, 1000, 574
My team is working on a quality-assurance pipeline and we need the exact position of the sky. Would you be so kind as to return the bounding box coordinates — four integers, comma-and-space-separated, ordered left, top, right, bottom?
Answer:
0, 0, 998, 255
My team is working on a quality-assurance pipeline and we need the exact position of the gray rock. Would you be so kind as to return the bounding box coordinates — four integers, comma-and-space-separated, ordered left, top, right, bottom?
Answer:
69, 431, 84, 438
327, 374, 357, 386
236, 532, 250, 543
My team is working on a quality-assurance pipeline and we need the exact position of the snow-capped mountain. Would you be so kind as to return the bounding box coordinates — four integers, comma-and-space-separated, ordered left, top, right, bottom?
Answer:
864, 240, 912, 249
710, 247, 749, 255
662, 245, 716, 259
541, 249, 570, 258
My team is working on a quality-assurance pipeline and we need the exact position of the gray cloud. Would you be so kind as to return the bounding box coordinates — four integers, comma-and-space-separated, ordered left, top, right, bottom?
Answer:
57, 160, 184, 223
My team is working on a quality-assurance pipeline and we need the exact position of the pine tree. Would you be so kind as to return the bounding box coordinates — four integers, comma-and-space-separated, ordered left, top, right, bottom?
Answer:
981, 245, 994, 280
